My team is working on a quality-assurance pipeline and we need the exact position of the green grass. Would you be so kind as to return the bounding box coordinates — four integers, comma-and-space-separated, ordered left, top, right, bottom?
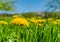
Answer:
0, 17, 59, 42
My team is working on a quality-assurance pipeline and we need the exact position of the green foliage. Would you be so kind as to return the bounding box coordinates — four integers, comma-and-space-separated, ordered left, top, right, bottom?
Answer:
43, 12, 60, 19
46, 0, 60, 11
21, 12, 60, 19
21, 12, 36, 18
0, 17, 59, 42
0, 20, 59, 42
0, 0, 15, 11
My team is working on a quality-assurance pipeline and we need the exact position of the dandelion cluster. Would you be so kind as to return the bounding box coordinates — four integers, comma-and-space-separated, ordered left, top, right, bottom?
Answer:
54, 19, 60, 25
12, 15, 20, 18
0, 21, 8, 25
0, 15, 60, 27
10, 17, 29, 26
48, 18, 53, 21
29, 17, 46, 26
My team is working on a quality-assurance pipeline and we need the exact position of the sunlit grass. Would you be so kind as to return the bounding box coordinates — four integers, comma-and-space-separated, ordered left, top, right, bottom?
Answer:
0, 15, 59, 42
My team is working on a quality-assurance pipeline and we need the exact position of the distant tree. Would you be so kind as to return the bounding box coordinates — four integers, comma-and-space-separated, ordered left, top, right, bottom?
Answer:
44, 0, 60, 18
46, 0, 60, 12
0, 0, 16, 14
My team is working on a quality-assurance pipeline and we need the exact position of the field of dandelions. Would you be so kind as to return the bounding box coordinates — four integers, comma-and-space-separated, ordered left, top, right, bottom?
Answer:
0, 15, 60, 42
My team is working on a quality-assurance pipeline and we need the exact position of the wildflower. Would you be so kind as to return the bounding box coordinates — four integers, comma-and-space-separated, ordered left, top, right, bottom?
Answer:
30, 18, 37, 25
37, 23, 43, 26
56, 19, 60, 23
37, 19, 46, 23
37, 16, 42, 19
0, 21, 8, 25
10, 17, 29, 26
12, 15, 20, 18
30, 19, 37, 23
54, 21, 60, 25
48, 18, 53, 21
27, 18, 30, 21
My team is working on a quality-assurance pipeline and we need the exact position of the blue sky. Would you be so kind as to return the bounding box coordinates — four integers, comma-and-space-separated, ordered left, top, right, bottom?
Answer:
13, 0, 48, 13
0, 0, 60, 14
0, 0, 55, 13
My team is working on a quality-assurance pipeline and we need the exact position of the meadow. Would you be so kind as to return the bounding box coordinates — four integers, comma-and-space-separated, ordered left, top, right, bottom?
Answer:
0, 15, 59, 42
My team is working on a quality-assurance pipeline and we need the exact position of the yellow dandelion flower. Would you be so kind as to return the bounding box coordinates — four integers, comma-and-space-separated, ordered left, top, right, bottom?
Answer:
56, 19, 60, 23
10, 17, 29, 26
37, 16, 42, 19
0, 21, 8, 25
37, 19, 46, 23
48, 18, 53, 21
30, 19, 37, 23
54, 21, 60, 25
30, 18, 37, 25
37, 24, 43, 26
27, 18, 30, 21
24, 22, 29, 26
12, 15, 20, 18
